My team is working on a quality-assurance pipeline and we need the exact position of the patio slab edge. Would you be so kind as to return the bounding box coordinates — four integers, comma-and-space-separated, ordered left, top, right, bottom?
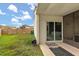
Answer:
40, 44, 55, 56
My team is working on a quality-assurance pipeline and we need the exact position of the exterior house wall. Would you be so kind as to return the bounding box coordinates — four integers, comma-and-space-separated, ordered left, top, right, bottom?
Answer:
63, 10, 79, 41
39, 15, 63, 44
63, 13, 74, 40
74, 11, 79, 35
63, 10, 79, 48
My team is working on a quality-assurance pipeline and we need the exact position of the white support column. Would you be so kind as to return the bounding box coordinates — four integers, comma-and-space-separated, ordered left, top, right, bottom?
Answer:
34, 11, 40, 44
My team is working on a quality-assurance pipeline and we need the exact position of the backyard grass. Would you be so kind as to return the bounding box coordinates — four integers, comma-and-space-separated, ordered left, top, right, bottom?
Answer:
0, 34, 43, 56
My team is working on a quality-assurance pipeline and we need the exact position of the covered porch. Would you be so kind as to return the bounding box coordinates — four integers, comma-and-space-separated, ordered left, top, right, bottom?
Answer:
35, 3, 79, 48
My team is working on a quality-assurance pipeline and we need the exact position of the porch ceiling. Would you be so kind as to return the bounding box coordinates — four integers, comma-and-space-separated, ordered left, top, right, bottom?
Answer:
37, 3, 79, 16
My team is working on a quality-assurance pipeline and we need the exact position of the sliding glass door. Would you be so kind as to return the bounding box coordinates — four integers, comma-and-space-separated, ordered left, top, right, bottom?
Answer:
55, 22, 62, 40
47, 22, 54, 41
47, 22, 62, 41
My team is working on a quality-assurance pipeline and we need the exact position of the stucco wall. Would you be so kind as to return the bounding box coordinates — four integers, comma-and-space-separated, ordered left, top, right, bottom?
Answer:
39, 15, 63, 44
63, 13, 74, 40
63, 10, 79, 48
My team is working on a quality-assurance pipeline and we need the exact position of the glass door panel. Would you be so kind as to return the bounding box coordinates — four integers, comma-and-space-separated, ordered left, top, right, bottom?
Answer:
47, 22, 62, 41
47, 22, 54, 41
55, 22, 62, 40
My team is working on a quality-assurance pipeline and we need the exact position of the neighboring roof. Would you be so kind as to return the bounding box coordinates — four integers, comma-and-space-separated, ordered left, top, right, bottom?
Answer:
0, 25, 17, 30
19, 25, 34, 29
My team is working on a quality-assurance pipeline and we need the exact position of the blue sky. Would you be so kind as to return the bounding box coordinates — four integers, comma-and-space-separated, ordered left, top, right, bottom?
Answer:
0, 3, 35, 28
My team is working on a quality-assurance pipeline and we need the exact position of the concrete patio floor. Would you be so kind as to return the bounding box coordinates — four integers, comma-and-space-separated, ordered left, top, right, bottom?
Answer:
57, 43, 79, 56
40, 43, 79, 56
40, 44, 55, 56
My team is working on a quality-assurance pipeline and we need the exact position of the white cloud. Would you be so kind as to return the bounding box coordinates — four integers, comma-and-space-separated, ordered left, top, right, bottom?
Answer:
12, 22, 22, 28
0, 24, 7, 26
14, 16, 22, 20
8, 4, 18, 13
17, 23, 22, 26
11, 18, 22, 28
22, 11, 29, 15
27, 3, 38, 10
11, 10, 32, 28
11, 18, 19, 23
27, 3, 35, 10
22, 11, 32, 20
14, 11, 32, 21
23, 14, 31, 20
0, 10, 6, 15
29, 24, 34, 26
15, 22, 22, 28
30, 5, 35, 10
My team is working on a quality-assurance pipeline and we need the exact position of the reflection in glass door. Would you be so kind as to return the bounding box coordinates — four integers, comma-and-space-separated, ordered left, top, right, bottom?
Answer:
55, 22, 62, 40
47, 22, 62, 41
47, 22, 54, 41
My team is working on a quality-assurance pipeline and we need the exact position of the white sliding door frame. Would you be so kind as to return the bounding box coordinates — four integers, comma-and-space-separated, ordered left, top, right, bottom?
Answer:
47, 21, 63, 43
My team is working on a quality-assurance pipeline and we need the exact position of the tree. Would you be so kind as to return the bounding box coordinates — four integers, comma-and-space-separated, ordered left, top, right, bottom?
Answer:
20, 25, 26, 29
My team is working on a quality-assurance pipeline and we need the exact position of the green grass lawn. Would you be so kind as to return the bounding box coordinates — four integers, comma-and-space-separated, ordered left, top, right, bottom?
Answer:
0, 34, 43, 56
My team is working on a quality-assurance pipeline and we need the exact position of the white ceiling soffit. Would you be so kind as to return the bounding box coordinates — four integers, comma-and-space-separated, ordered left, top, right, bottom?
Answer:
37, 3, 79, 16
